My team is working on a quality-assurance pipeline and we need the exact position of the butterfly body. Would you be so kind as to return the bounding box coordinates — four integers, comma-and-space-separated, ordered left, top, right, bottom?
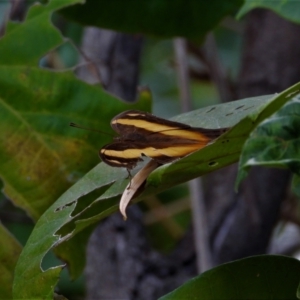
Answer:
99, 110, 227, 170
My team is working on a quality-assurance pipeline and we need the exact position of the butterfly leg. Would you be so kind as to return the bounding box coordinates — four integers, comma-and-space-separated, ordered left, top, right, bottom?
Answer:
126, 168, 132, 189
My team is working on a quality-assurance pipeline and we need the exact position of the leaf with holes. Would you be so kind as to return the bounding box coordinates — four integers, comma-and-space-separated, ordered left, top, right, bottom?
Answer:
13, 82, 300, 298
0, 67, 150, 221
0, 0, 150, 295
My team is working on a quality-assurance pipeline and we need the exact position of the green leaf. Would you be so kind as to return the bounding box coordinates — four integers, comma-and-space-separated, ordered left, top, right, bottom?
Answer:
0, 223, 22, 299
237, 0, 300, 24
13, 163, 123, 299
0, 0, 150, 295
236, 97, 300, 188
0, 66, 150, 221
13, 82, 300, 298
159, 255, 300, 300
0, 0, 84, 66
0, 0, 131, 222
60, 0, 243, 42
151, 83, 300, 190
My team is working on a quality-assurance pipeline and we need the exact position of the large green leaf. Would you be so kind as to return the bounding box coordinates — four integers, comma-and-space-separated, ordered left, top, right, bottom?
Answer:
237, 0, 300, 24
0, 67, 149, 221
0, 0, 150, 295
60, 0, 244, 42
0, 223, 22, 299
159, 255, 300, 300
236, 97, 300, 188
0, 0, 82, 297
0, 0, 151, 221
13, 82, 300, 298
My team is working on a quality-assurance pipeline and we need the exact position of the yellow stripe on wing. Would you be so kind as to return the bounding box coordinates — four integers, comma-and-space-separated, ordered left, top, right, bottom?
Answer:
101, 143, 208, 160
112, 118, 209, 141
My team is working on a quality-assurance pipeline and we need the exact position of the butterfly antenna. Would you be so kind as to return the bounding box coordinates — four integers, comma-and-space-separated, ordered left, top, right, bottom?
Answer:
70, 122, 114, 137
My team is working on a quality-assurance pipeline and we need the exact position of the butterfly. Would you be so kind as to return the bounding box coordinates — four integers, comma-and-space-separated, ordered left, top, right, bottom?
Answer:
99, 110, 228, 172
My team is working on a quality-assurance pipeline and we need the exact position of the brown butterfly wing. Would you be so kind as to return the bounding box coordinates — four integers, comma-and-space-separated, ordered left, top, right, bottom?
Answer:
110, 110, 191, 138
99, 141, 144, 169
99, 139, 191, 170
101, 110, 228, 168
111, 109, 227, 143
